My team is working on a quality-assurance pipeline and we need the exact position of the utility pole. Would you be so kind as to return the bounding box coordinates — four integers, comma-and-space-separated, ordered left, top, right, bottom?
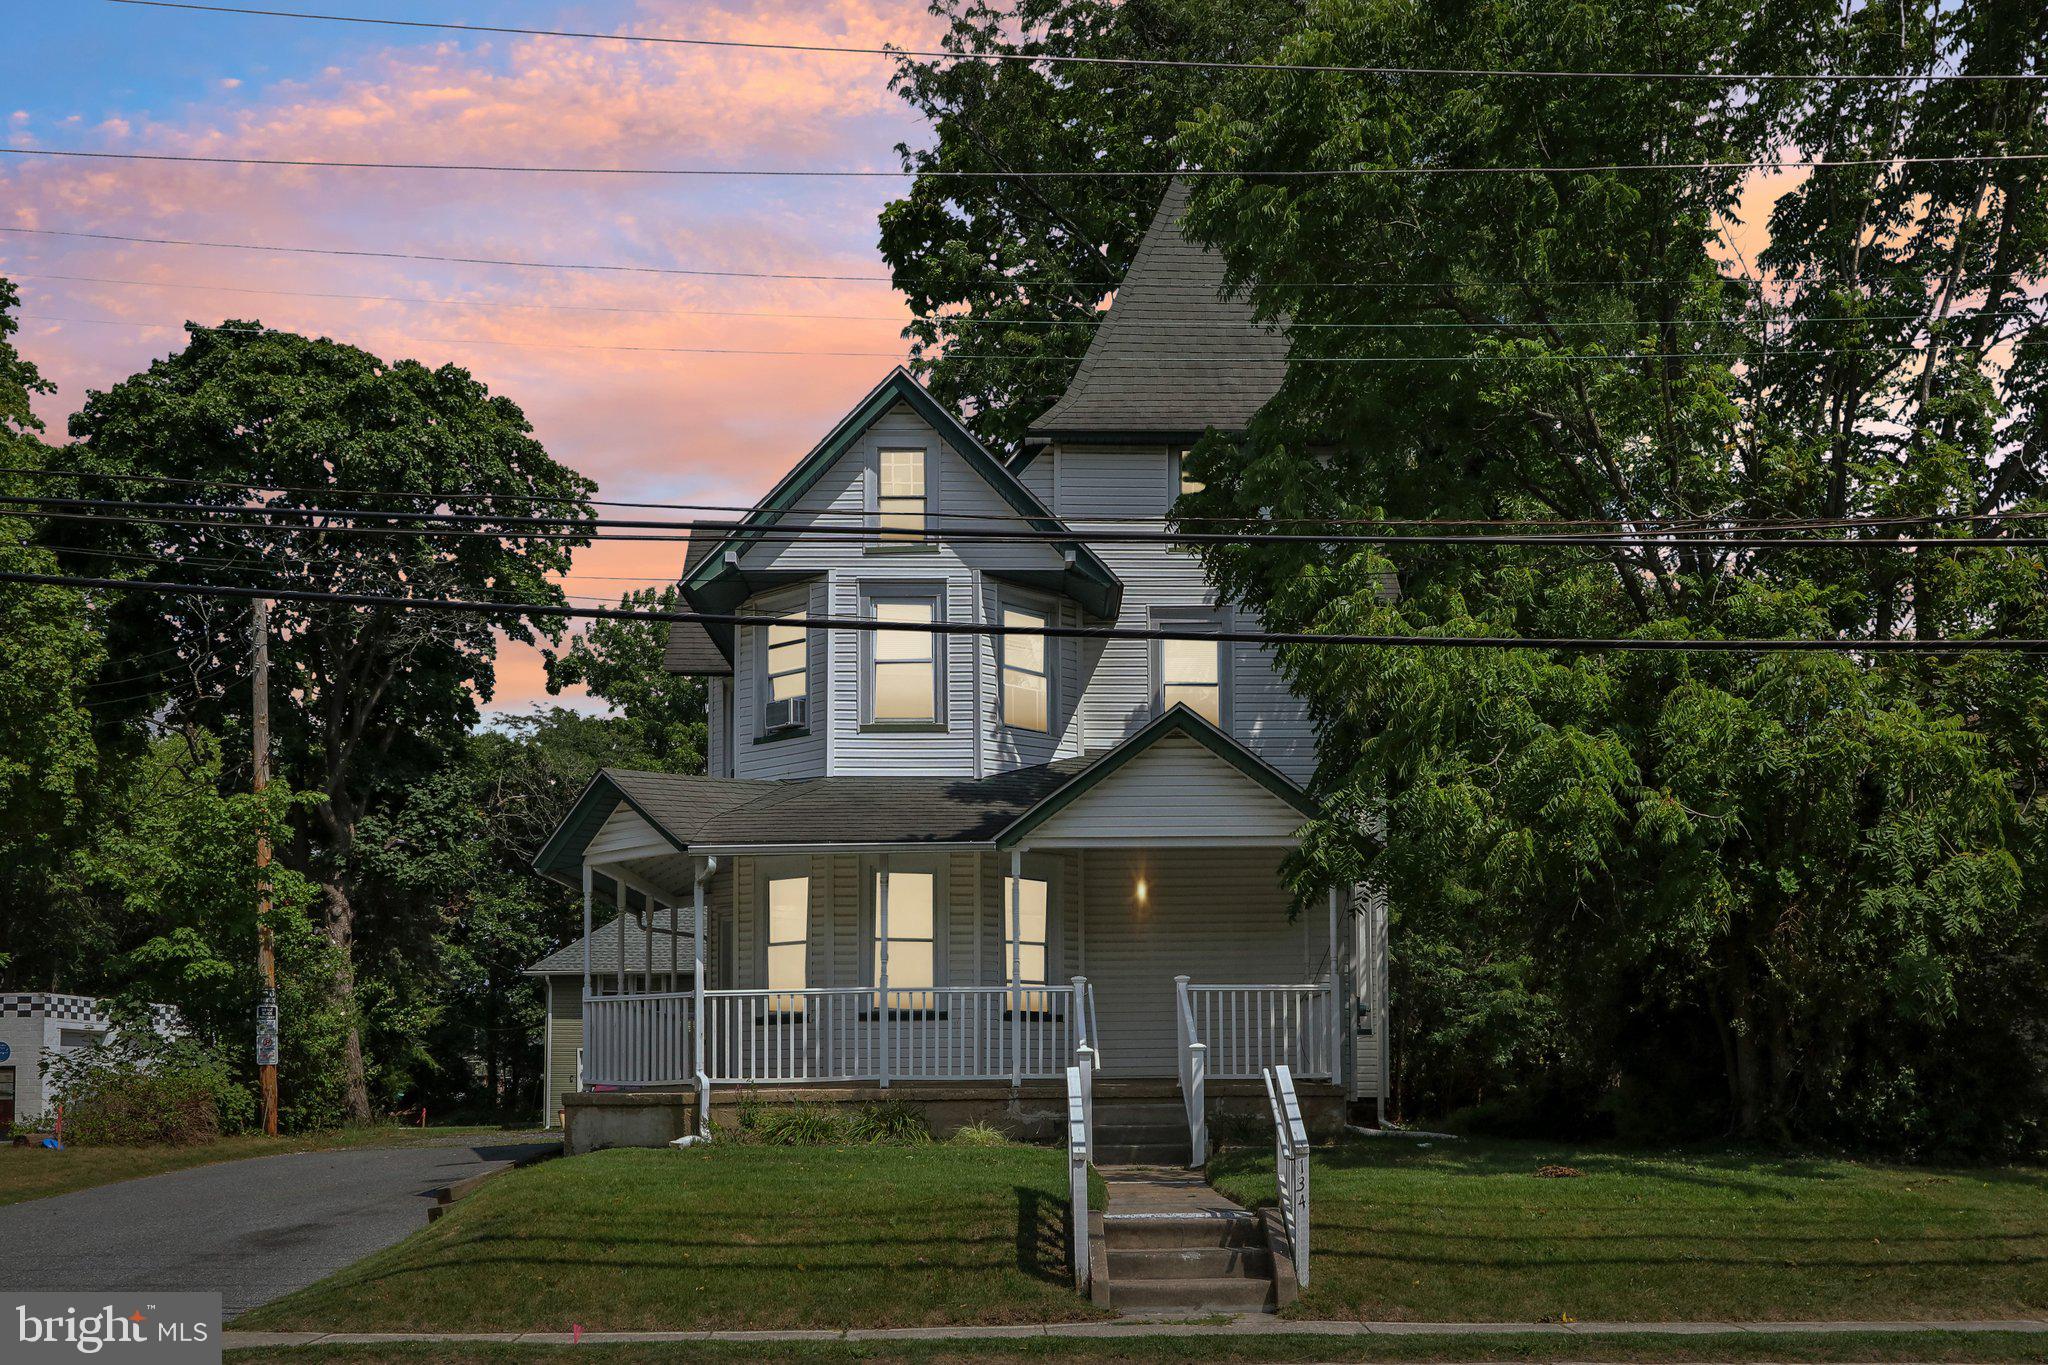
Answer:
253, 598, 280, 1137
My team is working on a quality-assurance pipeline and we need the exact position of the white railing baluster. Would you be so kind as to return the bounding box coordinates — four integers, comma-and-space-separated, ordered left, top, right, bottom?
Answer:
1066, 1064, 1092, 1293
1173, 984, 1340, 1082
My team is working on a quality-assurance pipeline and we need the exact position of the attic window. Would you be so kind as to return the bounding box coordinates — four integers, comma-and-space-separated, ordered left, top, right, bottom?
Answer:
878, 448, 928, 542
1172, 448, 1205, 497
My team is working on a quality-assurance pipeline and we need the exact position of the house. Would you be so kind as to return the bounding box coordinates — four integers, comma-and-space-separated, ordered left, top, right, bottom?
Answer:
531, 183, 1390, 1153
525, 888, 694, 1126
0, 994, 184, 1130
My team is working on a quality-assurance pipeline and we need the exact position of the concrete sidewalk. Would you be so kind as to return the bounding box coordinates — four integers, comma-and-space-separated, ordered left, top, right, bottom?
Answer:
224, 1318, 2048, 1348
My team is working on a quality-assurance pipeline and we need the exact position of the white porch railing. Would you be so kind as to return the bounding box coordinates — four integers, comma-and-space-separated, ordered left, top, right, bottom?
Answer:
1066, 1063, 1092, 1292
1263, 1064, 1311, 1289
1183, 983, 1338, 1080
584, 981, 1087, 1089
582, 991, 694, 1087
1173, 976, 1210, 1167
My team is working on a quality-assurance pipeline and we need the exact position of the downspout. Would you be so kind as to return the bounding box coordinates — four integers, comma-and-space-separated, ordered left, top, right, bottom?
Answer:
693, 855, 717, 1135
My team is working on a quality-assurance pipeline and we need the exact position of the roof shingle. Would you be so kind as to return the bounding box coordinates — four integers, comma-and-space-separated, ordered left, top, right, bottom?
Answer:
1028, 181, 1287, 443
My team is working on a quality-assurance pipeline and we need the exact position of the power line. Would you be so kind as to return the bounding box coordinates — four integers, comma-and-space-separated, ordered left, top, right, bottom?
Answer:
13, 467, 2046, 535
11, 269, 2037, 334
0, 226, 894, 285
103, 2, 2048, 84
8, 567, 2043, 654
21, 223, 2035, 295
24, 312, 2022, 366
18, 495, 2048, 552
11, 145, 2048, 179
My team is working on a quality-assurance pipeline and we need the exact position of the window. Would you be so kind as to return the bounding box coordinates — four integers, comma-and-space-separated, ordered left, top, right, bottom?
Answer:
1172, 448, 1205, 497
1003, 873, 1052, 1012
760, 611, 808, 734
765, 874, 809, 1013
1000, 604, 1051, 733
865, 591, 941, 726
873, 868, 937, 1011
877, 447, 927, 542
1155, 609, 1226, 726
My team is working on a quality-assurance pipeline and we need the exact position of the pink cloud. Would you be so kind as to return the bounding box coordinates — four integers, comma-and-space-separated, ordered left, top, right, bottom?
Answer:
1, 0, 951, 710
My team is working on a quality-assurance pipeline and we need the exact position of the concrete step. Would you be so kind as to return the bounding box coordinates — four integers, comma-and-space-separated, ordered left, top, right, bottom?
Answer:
1103, 1212, 1262, 1249
1096, 1142, 1189, 1165
1111, 1275, 1276, 1313
1110, 1245, 1273, 1281
1093, 1100, 1184, 1122
1094, 1123, 1187, 1145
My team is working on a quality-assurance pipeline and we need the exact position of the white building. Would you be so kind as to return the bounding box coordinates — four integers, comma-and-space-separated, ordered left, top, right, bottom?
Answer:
0, 994, 183, 1129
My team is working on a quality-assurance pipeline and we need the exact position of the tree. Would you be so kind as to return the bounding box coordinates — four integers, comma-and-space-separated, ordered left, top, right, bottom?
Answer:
880, 0, 1306, 451
544, 585, 707, 773
0, 277, 104, 984
1169, 0, 2048, 1148
64, 323, 595, 1119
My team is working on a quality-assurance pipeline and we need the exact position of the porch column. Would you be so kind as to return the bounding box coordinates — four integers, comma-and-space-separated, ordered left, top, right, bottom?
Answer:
877, 854, 891, 1089
1009, 847, 1023, 1089
692, 859, 707, 1106
616, 873, 629, 996
1327, 884, 1343, 1082
580, 862, 593, 1003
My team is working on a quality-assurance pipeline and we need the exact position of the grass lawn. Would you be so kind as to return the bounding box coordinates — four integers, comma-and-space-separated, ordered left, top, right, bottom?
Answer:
1208, 1137, 2048, 1323
235, 1145, 1101, 1333
225, 1331, 2048, 1364
0, 1124, 511, 1208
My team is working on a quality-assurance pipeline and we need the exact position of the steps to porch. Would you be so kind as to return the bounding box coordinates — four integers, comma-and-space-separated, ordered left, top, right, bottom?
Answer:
1097, 1166, 1288, 1315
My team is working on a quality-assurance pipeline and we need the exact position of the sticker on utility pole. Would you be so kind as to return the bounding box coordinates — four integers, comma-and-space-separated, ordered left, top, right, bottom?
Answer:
255, 990, 280, 1067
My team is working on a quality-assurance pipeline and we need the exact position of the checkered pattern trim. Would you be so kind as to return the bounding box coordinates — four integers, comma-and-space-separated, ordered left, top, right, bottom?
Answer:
0, 994, 179, 1030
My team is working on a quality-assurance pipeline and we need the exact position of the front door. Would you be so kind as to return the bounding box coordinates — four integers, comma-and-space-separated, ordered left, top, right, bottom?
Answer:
0, 1066, 15, 1129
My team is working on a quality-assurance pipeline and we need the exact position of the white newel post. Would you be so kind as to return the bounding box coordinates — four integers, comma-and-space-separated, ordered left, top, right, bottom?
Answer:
878, 853, 891, 1089
1009, 848, 1023, 1088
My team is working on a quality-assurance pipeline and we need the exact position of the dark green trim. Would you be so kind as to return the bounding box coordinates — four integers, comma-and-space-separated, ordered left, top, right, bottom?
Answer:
859, 721, 949, 735
530, 769, 693, 884
682, 369, 1120, 628
752, 728, 812, 746
995, 704, 1316, 849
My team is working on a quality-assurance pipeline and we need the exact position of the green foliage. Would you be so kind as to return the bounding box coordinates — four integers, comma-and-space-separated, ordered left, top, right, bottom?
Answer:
947, 1120, 1015, 1147
80, 732, 354, 1131
544, 585, 707, 772
1161, 0, 2048, 1153
0, 278, 103, 975
731, 1100, 935, 1146
44, 1012, 254, 1146
880, 0, 1307, 452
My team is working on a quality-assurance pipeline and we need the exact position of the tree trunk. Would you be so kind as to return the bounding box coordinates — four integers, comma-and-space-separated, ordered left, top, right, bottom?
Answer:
320, 878, 373, 1123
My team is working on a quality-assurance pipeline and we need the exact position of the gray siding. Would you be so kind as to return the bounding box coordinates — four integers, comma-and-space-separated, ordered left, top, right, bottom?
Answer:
1050, 443, 1318, 783
1080, 847, 1325, 1077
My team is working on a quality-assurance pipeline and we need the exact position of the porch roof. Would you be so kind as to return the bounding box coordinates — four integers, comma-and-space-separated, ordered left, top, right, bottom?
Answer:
531, 708, 1315, 880
524, 906, 694, 977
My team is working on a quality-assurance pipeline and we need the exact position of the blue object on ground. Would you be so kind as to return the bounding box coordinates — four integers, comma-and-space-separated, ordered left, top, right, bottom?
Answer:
40, 1139, 61, 1149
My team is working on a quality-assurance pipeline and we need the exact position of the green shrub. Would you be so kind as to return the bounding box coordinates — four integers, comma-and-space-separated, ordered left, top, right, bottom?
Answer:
46, 1021, 251, 1146
946, 1120, 1012, 1147
848, 1099, 931, 1145
749, 1104, 849, 1146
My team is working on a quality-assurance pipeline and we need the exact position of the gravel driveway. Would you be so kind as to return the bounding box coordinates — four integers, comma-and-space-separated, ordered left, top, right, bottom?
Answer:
0, 1132, 556, 1316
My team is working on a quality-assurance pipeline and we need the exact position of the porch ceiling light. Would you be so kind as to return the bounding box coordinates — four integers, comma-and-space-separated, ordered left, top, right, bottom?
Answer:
1134, 876, 1148, 906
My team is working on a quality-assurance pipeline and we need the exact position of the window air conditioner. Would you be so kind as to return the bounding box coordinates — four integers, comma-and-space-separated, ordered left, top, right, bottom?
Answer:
764, 696, 808, 732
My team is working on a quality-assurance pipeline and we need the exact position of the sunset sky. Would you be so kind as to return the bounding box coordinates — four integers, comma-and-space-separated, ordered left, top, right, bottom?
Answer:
5, 1, 958, 715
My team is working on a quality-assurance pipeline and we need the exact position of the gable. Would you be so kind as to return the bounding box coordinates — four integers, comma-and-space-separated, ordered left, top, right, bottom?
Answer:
1007, 734, 1310, 848
679, 369, 1120, 655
